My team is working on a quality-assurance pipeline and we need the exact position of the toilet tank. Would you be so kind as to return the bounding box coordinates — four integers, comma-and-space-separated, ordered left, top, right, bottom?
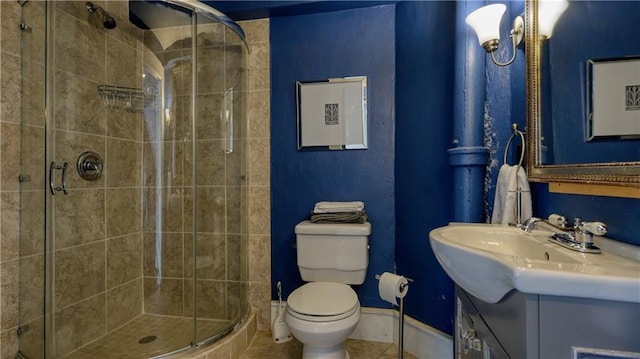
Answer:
295, 220, 371, 285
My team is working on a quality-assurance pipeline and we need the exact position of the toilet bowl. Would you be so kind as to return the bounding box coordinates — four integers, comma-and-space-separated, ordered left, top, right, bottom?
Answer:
285, 282, 361, 359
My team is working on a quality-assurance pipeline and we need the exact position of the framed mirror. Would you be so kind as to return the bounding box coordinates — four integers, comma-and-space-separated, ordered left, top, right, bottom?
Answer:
526, 0, 640, 186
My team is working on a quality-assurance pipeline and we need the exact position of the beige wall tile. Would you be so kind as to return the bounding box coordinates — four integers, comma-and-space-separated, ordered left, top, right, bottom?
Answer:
143, 232, 183, 278
107, 233, 142, 288
248, 235, 270, 284
54, 242, 105, 309
1, 260, 19, 331
106, 138, 142, 188
239, 19, 270, 44
55, 188, 105, 249
143, 187, 184, 232
53, 70, 105, 135
248, 283, 271, 331
0, 52, 21, 125
106, 279, 142, 331
183, 279, 225, 320
227, 281, 247, 321
248, 138, 270, 187
247, 90, 270, 139
0, 192, 19, 261
108, 109, 143, 141
106, 36, 141, 88
106, 187, 141, 238
194, 187, 227, 234
196, 93, 225, 140
53, 8, 105, 82
0, 123, 21, 192
54, 294, 106, 356
183, 232, 226, 280
143, 140, 185, 187
1, 2, 22, 57
1, 327, 18, 359
144, 277, 184, 316
228, 234, 248, 282
230, 326, 248, 358
17, 254, 45, 324
195, 140, 226, 186
248, 187, 270, 235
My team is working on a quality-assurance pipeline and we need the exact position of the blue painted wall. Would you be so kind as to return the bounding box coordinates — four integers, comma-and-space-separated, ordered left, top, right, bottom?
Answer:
267, 0, 640, 341
270, 5, 397, 309
394, 1, 456, 335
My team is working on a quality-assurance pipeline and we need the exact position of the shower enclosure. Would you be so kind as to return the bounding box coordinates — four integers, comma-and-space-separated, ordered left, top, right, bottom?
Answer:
15, 1, 249, 357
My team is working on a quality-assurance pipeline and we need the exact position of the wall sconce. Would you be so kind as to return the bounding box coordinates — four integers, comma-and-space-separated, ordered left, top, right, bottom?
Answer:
538, 0, 569, 40
465, 4, 524, 67
466, 1, 569, 67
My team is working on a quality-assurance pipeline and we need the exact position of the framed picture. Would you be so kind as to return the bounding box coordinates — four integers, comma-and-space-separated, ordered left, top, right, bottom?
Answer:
587, 57, 640, 140
296, 76, 368, 150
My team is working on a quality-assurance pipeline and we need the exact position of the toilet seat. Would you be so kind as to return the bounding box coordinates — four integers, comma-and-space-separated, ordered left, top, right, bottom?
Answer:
287, 282, 360, 322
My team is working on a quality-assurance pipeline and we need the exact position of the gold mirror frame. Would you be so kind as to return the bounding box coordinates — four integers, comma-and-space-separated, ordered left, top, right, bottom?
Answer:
525, 0, 640, 186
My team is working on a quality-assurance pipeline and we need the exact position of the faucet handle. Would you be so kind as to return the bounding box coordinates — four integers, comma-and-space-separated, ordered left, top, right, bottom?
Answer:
580, 221, 607, 236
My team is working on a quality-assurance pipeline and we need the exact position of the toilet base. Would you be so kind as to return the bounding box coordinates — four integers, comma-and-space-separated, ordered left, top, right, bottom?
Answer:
302, 342, 350, 359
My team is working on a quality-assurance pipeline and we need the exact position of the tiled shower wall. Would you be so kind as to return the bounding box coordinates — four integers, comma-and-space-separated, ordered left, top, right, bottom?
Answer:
0, 1, 271, 357
240, 19, 271, 332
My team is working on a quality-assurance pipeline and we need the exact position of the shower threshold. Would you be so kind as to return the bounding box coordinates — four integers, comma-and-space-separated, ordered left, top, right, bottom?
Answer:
50, 314, 230, 359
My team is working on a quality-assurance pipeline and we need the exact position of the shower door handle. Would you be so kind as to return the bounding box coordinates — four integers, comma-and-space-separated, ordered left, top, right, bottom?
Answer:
224, 88, 234, 154
49, 162, 69, 195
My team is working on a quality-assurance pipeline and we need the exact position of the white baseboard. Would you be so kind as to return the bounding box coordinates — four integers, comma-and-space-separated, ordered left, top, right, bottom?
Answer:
271, 301, 453, 359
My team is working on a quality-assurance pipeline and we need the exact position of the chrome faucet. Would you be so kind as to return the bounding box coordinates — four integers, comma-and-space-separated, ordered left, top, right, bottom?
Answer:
521, 216, 607, 254
521, 217, 543, 233
572, 217, 607, 248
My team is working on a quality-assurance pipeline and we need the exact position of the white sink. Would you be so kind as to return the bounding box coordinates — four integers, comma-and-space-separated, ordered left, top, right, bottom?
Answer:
429, 223, 640, 304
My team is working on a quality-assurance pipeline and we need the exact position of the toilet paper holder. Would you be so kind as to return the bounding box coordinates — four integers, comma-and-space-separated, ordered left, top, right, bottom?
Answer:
376, 273, 413, 359
375, 274, 413, 290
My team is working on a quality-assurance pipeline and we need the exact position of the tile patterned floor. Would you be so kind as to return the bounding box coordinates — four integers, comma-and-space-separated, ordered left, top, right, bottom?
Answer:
240, 331, 418, 359
63, 314, 230, 359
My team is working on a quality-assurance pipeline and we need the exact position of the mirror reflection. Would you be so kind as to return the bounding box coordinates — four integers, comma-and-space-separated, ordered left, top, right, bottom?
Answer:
540, 0, 640, 165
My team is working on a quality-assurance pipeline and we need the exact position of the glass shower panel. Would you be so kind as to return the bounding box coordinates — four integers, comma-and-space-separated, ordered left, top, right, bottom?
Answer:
17, 1, 47, 357
47, 1, 153, 356
140, 0, 198, 352
11, 1, 249, 357
192, 11, 249, 343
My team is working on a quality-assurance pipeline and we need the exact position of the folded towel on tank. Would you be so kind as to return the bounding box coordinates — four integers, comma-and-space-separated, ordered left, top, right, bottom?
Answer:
310, 210, 368, 224
313, 201, 365, 214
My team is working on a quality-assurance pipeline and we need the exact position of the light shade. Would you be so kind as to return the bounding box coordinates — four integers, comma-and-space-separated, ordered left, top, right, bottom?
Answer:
465, 4, 506, 46
538, 0, 569, 39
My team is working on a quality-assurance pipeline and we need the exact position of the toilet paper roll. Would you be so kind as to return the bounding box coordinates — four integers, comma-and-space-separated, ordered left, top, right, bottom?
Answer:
378, 272, 409, 306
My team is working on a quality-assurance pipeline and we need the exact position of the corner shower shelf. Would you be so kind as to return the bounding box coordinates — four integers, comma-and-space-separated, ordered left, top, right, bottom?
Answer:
97, 85, 158, 113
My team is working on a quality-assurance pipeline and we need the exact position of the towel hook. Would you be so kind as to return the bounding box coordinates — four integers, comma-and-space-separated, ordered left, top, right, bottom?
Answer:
503, 123, 526, 167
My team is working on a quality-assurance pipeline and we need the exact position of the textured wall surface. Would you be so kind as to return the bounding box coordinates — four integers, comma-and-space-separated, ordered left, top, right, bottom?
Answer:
270, 5, 397, 308
394, 1, 457, 335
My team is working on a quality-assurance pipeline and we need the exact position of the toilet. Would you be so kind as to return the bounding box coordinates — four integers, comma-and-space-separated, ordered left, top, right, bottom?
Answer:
285, 220, 371, 359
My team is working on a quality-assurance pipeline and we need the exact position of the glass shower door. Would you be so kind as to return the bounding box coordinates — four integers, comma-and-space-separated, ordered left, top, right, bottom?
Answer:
12, 1, 249, 357
15, 0, 47, 357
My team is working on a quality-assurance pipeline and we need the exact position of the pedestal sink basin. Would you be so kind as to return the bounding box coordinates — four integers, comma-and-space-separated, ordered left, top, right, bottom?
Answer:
429, 223, 640, 304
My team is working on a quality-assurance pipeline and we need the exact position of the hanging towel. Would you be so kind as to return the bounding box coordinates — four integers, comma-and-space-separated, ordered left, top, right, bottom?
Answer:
491, 165, 532, 225
313, 201, 365, 214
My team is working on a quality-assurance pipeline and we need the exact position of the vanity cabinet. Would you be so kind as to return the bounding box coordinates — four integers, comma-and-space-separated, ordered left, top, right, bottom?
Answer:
456, 286, 640, 359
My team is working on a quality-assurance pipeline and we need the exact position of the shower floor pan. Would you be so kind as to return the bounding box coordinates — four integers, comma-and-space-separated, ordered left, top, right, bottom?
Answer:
63, 314, 230, 359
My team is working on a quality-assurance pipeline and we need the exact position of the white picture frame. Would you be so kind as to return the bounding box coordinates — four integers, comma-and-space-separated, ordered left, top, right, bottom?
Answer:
587, 57, 640, 140
296, 76, 368, 150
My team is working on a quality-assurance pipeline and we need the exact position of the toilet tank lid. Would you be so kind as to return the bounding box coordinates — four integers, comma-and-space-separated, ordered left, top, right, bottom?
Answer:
295, 221, 371, 235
